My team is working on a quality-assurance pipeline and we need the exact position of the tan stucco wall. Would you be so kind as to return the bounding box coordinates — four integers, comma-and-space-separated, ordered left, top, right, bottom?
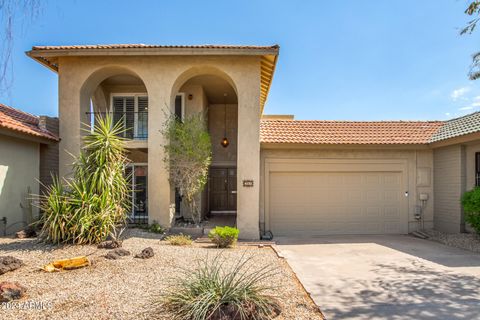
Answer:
433, 145, 465, 233
0, 135, 40, 235
57, 55, 261, 239
209, 104, 238, 166
260, 147, 434, 234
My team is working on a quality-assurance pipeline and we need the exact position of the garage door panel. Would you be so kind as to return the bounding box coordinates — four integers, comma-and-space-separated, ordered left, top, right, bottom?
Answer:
268, 170, 407, 236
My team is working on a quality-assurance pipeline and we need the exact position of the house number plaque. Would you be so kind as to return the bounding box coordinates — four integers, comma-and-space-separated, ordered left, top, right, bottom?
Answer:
242, 179, 254, 187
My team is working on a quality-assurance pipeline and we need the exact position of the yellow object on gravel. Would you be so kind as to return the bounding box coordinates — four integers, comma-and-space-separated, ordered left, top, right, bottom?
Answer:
42, 256, 90, 272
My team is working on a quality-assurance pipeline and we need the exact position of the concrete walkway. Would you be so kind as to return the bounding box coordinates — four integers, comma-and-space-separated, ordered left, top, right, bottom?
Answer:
275, 235, 480, 320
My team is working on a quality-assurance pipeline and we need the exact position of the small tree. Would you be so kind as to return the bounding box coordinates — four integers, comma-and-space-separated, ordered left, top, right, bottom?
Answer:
162, 112, 212, 224
37, 116, 131, 244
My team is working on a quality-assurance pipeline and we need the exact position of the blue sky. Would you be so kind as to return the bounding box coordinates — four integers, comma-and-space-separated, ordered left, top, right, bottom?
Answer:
1, 0, 480, 120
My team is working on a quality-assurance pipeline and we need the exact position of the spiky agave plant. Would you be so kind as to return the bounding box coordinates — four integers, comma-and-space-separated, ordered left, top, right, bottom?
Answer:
38, 115, 131, 244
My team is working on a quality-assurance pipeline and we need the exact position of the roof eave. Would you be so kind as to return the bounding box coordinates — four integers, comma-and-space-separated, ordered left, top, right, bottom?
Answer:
0, 127, 59, 144
26, 46, 279, 59
260, 142, 431, 150
26, 51, 58, 72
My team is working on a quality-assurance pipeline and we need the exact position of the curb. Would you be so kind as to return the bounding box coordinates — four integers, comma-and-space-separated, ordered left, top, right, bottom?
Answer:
269, 244, 327, 320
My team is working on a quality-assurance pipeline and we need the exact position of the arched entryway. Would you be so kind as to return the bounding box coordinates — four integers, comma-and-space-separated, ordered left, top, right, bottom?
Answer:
170, 69, 239, 226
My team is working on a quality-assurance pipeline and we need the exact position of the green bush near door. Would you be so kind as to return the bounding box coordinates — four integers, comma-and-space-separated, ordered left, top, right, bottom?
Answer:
208, 226, 239, 248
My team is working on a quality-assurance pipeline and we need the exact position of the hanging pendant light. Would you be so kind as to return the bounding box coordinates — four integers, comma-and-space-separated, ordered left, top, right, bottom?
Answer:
221, 93, 229, 148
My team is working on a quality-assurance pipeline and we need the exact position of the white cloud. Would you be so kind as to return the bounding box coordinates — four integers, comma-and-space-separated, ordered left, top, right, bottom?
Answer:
459, 106, 474, 111
451, 87, 471, 100
445, 112, 451, 116
471, 101, 480, 108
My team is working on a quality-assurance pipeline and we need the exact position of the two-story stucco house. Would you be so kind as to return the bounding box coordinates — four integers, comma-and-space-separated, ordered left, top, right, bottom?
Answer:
27, 44, 480, 239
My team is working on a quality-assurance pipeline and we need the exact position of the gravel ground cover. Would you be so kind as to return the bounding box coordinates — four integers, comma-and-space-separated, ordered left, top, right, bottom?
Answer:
424, 229, 480, 253
0, 229, 322, 320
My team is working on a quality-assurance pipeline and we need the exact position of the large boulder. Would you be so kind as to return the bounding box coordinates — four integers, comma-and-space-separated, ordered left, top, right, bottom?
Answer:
104, 248, 130, 260
134, 247, 154, 259
0, 256, 23, 275
0, 282, 27, 302
15, 227, 37, 239
97, 240, 122, 249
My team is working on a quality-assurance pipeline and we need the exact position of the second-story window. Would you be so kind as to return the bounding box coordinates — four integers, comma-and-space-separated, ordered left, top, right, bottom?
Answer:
111, 95, 148, 140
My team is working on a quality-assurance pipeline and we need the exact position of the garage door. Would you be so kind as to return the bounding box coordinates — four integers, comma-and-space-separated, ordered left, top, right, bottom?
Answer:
268, 170, 408, 236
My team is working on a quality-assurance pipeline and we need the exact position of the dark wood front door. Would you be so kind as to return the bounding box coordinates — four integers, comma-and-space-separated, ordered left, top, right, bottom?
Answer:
209, 167, 237, 212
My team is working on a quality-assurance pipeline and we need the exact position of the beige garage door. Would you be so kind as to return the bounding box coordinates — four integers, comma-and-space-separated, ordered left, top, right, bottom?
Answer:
269, 171, 407, 236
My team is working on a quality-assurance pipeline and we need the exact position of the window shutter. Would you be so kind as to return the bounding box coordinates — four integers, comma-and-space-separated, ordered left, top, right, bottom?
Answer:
112, 97, 124, 130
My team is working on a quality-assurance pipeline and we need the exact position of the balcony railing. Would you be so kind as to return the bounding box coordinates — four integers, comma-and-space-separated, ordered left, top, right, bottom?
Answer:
87, 111, 148, 140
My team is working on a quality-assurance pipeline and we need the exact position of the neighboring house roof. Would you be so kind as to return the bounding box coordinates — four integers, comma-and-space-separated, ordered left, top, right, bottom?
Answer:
26, 43, 279, 112
0, 104, 58, 141
260, 119, 444, 145
429, 111, 480, 143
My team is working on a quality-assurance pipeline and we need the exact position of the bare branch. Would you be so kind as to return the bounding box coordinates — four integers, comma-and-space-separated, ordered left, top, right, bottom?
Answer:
0, 0, 43, 94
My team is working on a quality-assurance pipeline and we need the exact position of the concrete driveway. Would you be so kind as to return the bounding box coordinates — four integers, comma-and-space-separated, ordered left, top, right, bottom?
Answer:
275, 235, 480, 320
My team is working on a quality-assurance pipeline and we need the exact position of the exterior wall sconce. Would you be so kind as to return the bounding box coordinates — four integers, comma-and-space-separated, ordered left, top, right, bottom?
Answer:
188, 94, 193, 100
221, 137, 229, 148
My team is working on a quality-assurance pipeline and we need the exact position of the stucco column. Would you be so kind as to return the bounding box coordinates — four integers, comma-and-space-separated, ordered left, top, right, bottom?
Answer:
236, 79, 261, 240
147, 87, 173, 227
58, 72, 86, 178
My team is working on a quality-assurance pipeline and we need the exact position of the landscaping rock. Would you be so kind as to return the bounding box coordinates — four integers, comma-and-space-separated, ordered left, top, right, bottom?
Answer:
104, 248, 130, 260
97, 240, 122, 249
15, 228, 37, 239
424, 229, 480, 253
0, 256, 23, 275
0, 281, 26, 302
134, 247, 154, 259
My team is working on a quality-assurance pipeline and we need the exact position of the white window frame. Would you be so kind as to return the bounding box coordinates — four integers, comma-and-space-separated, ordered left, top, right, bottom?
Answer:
126, 162, 148, 218
110, 93, 148, 139
176, 93, 185, 121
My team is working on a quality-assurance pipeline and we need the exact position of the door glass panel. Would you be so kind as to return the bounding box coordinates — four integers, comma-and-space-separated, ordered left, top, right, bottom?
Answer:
175, 95, 183, 121
137, 97, 148, 139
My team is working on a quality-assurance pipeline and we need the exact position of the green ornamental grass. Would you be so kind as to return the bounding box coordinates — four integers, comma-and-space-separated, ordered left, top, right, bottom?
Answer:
160, 254, 280, 320
165, 234, 193, 246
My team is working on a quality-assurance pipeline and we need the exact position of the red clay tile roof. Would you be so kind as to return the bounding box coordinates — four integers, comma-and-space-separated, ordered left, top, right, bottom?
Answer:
31, 44, 279, 51
0, 104, 58, 141
260, 120, 444, 145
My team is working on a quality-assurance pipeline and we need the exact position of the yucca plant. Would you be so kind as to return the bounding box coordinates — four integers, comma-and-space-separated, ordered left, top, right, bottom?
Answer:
159, 254, 281, 320
37, 115, 131, 244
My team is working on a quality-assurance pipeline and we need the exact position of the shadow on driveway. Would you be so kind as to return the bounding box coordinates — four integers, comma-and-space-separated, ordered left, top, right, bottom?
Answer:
275, 235, 480, 320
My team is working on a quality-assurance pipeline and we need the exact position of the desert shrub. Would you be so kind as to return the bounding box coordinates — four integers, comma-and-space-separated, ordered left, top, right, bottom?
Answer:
148, 221, 165, 234
165, 234, 193, 246
160, 254, 280, 320
208, 226, 239, 248
162, 111, 212, 224
461, 187, 480, 234
37, 116, 131, 244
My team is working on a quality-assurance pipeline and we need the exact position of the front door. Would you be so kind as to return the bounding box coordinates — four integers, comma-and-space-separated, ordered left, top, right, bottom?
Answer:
209, 167, 237, 212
